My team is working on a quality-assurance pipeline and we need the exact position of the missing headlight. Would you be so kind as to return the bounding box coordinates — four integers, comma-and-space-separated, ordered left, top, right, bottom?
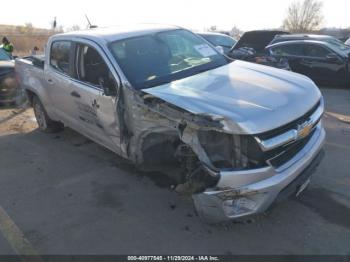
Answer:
197, 131, 266, 170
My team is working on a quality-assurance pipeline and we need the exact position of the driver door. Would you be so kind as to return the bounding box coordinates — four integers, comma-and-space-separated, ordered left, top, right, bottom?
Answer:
301, 43, 345, 84
70, 40, 122, 154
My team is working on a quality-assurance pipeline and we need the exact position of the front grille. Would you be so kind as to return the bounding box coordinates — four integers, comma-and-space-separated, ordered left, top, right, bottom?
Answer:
258, 100, 320, 140
251, 100, 322, 168
268, 129, 316, 168
247, 128, 316, 169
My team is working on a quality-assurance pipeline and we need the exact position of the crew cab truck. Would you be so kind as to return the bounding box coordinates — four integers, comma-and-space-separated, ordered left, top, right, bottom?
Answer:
15, 25, 325, 222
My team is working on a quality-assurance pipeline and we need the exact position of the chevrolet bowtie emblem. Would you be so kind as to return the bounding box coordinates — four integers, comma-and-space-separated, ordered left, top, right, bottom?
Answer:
297, 120, 313, 139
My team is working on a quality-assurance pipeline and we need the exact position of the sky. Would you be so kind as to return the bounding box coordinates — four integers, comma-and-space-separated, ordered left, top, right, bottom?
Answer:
1, 0, 349, 31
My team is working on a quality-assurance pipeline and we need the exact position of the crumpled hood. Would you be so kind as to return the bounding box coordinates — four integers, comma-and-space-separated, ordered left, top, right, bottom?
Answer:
142, 60, 321, 134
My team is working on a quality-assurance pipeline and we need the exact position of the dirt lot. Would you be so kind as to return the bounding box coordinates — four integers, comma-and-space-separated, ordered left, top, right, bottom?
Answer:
0, 88, 349, 255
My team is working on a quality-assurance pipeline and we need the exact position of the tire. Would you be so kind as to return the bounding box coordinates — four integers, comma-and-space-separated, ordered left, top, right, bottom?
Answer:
32, 96, 64, 133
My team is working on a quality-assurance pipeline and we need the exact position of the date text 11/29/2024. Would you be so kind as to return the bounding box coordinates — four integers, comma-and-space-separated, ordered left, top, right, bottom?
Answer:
127, 256, 220, 261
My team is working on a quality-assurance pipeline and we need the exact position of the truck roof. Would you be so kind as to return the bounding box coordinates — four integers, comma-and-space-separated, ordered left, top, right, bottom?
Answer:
274, 34, 334, 40
52, 24, 180, 43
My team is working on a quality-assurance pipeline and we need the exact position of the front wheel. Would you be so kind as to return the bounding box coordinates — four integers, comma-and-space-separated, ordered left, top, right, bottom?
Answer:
32, 96, 63, 133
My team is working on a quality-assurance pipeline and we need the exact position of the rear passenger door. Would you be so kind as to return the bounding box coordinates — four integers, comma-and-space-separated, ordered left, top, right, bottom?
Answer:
70, 40, 122, 154
46, 40, 77, 125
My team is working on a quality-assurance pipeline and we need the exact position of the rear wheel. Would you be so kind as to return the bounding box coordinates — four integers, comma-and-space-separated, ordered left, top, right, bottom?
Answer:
32, 96, 63, 133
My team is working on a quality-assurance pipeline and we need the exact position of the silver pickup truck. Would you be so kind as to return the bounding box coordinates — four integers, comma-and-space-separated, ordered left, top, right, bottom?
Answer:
15, 24, 325, 222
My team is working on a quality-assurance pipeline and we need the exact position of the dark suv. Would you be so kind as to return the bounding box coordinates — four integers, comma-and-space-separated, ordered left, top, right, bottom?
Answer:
266, 40, 350, 86
227, 30, 290, 70
270, 34, 350, 51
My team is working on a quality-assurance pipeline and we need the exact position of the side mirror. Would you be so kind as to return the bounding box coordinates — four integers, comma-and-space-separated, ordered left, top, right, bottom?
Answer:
215, 46, 224, 54
325, 53, 339, 62
103, 83, 118, 97
99, 77, 118, 96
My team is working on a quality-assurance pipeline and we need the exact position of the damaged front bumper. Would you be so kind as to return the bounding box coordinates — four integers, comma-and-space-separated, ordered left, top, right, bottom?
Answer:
193, 123, 325, 222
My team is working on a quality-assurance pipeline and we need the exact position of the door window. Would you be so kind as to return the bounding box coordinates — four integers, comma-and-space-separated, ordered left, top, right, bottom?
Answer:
270, 44, 303, 56
50, 41, 72, 74
303, 44, 331, 58
75, 44, 117, 91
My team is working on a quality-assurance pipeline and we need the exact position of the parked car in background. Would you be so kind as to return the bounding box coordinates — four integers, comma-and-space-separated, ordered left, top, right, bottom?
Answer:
266, 40, 350, 86
227, 30, 290, 70
345, 37, 350, 46
0, 48, 18, 105
231, 30, 289, 54
270, 34, 350, 52
198, 32, 237, 55
16, 25, 325, 223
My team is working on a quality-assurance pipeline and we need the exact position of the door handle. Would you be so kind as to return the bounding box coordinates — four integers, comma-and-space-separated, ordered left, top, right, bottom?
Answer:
302, 59, 313, 65
47, 79, 54, 84
92, 99, 100, 109
70, 91, 81, 98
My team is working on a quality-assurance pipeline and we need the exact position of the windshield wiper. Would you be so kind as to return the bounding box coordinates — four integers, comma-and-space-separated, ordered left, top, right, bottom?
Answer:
193, 63, 225, 75
143, 80, 172, 89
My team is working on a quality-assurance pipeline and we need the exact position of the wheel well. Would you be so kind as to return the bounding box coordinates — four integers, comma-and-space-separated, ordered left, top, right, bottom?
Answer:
25, 90, 36, 106
139, 131, 219, 194
141, 132, 180, 166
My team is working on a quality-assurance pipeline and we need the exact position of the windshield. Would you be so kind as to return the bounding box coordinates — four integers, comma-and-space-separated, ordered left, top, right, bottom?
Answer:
110, 29, 228, 89
202, 34, 236, 48
346, 38, 350, 46
0, 48, 11, 61
326, 38, 350, 51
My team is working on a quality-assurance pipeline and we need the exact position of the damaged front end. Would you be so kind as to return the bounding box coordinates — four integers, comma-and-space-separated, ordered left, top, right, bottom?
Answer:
179, 127, 275, 222
128, 92, 278, 222
124, 90, 325, 223
127, 92, 231, 193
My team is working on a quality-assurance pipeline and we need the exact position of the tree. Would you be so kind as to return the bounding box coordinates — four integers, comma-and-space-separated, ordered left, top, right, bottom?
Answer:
230, 26, 243, 39
209, 26, 217, 32
282, 0, 324, 33
66, 25, 81, 32
24, 23, 34, 33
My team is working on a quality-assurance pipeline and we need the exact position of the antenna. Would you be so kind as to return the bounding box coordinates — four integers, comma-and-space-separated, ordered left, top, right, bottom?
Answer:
53, 17, 57, 30
85, 15, 98, 29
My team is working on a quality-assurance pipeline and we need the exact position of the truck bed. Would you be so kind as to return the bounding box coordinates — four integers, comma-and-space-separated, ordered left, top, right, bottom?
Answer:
15, 56, 47, 99
21, 55, 45, 69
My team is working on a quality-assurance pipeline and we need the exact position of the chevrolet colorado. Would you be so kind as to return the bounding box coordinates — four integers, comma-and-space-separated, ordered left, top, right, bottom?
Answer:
15, 25, 325, 222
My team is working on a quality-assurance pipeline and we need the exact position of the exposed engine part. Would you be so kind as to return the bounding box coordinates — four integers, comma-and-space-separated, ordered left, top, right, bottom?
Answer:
175, 165, 220, 195
139, 132, 181, 170
179, 126, 213, 168
175, 144, 198, 175
173, 143, 220, 195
